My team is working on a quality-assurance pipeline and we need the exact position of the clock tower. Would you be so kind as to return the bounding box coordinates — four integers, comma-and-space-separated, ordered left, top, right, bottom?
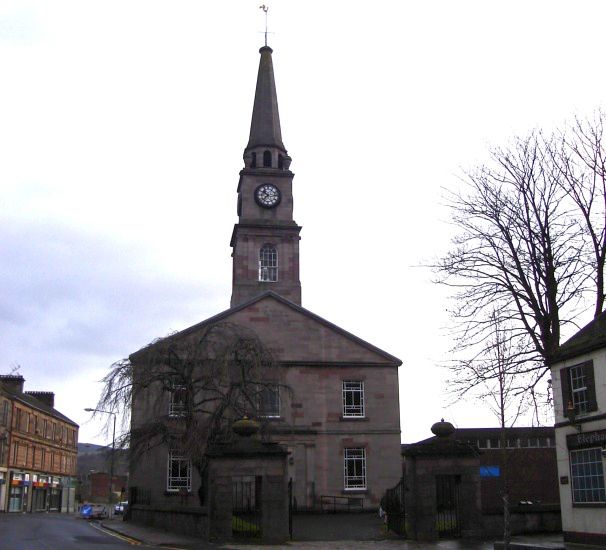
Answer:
230, 46, 302, 307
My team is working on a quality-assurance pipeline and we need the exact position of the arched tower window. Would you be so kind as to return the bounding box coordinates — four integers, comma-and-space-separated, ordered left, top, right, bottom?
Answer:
263, 150, 272, 168
259, 244, 278, 282
251, 152, 257, 168
278, 154, 284, 169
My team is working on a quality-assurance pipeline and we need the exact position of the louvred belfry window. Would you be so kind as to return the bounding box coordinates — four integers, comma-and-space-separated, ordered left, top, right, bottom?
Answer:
259, 245, 278, 282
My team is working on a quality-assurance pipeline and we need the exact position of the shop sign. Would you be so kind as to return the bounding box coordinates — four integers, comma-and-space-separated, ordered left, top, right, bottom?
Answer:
567, 428, 606, 449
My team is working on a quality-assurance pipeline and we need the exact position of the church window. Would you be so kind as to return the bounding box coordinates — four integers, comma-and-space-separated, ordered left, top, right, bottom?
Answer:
342, 381, 365, 418
251, 152, 257, 168
257, 384, 280, 418
168, 379, 187, 417
263, 150, 272, 167
278, 154, 284, 169
167, 449, 191, 492
344, 448, 366, 490
259, 245, 278, 282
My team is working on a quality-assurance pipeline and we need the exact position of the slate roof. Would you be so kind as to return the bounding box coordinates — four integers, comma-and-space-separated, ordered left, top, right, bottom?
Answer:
0, 384, 78, 427
550, 309, 606, 364
130, 290, 402, 367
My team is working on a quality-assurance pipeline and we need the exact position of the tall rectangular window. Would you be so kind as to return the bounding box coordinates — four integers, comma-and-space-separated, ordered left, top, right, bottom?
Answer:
0, 400, 8, 426
167, 450, 191, 492
561, 361, 597, 416
259, 245, 278, 282
570, 447, 606, 504
257, 385, 280, 418
342, 381, 365, 417
344, 447, 366, 490
570, 365, 589, 415
168, 381, 187, 417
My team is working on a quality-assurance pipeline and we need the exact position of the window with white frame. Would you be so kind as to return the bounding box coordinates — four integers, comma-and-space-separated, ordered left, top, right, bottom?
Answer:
342, 381, 365, 417
570, 447, 606, 504
257, 384, 280, 418
167, 450, 191, 492
561, 360, 597, 417
344, 447, 366, 490
569, 364, 589, 415
168, 380, 187, 417
259, 245, 278, 282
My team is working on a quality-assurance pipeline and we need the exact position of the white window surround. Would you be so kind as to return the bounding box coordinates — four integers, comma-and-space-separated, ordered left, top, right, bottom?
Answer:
344, 447, 367, 490
167, 451, 191, 492
342, 381, 365, 418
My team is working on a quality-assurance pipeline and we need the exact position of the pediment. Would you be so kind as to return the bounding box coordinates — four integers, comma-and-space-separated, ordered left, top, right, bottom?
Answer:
131, 292, 401, 367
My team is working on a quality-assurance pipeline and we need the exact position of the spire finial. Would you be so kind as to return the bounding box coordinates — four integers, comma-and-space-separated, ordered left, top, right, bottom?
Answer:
259, 4, 269, 47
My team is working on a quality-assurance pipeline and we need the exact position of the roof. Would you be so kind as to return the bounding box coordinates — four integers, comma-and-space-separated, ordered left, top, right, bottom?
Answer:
246, 46, 286, 153
550, 309, 606, 364
0, 385, 78, 427
130, 291, 402, 366
402, 426, 554, 457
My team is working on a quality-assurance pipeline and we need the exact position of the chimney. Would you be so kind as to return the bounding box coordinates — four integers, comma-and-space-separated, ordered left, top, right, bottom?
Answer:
25, 391, 55, 408
0, 374, 25, 394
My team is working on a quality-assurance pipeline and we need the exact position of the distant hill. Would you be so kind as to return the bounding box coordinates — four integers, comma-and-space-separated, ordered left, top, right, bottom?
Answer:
77, 442, 128, 477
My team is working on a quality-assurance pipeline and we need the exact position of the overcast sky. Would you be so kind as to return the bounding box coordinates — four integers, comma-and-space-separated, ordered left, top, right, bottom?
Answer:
1, 1, 605, 446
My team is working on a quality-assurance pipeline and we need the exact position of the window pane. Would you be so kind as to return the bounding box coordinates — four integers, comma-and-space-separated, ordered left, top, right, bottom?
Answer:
344, 447, 366, 489
570, 448, 606, 503
342, 381, 365, 417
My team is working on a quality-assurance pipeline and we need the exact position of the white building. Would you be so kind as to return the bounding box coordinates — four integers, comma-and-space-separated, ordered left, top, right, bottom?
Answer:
549, 312, 606, 545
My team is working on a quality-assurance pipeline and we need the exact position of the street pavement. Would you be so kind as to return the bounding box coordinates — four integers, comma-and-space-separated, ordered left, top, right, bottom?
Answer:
0, 513, 603, 550
0, 512, 132, 549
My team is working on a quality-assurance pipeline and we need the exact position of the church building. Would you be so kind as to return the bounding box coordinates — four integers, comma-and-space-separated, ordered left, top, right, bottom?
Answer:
128, 44, 402, 511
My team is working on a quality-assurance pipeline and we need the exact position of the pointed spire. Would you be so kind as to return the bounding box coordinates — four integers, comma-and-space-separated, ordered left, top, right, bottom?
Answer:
246, 46, 286, 154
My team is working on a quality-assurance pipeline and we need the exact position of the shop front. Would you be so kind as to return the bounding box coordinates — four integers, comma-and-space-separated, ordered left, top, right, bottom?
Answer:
8, 472, 29, 513
0, 470, 6, 512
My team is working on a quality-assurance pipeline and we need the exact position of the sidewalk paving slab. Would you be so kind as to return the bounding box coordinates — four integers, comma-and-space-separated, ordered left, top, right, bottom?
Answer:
100, 519, 606, 550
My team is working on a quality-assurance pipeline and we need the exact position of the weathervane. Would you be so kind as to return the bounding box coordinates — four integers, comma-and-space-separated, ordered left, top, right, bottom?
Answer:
259, 4, 269, 46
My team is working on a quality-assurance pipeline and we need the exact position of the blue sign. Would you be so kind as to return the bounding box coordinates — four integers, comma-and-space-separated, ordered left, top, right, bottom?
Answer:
480, 465, 501, 477
80, 504, 93, 518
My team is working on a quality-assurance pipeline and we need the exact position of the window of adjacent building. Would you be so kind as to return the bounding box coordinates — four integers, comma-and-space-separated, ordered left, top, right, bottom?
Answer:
0, 437, 6, 464
257, 385, 280, 418
570, 447, 606, 504
259, 245, 278, 282
342, 381, 365, 418
168, 380, 187, 417
0, 400, 8, 426
561, 360, 597, 416
167, 450, 191, 492
344, 447, 366, 490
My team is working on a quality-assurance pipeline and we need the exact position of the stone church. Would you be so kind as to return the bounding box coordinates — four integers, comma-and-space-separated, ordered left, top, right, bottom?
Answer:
128, 44, 402, 510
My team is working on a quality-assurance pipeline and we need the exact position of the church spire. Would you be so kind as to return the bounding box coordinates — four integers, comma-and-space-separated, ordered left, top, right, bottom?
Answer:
245, 46, 286, 155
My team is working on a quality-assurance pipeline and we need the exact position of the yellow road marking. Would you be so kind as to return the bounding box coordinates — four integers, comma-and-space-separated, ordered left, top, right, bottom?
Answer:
89, 522, 142, 546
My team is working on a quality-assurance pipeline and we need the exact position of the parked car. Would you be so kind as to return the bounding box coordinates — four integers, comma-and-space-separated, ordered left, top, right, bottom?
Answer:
80, 504, 108, 519
114, 501, 128, 515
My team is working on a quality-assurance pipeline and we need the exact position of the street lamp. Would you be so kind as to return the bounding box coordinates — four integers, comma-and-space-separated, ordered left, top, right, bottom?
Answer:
84, 408, 116, 515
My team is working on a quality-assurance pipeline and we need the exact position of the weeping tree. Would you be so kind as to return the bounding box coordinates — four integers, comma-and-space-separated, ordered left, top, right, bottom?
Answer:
94, 321, 284, 505
435, 111, 606, 418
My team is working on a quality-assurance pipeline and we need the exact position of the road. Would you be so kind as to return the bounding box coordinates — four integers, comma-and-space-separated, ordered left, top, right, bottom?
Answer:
0, 513, 136, 549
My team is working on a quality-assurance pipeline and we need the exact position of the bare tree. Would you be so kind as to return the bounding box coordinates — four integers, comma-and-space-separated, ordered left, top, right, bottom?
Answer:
95, 322, 284, 505
435, 113, 606, 409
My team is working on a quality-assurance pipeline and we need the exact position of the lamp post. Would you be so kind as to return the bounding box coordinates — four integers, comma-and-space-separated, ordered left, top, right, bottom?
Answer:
84, 408, 116, 515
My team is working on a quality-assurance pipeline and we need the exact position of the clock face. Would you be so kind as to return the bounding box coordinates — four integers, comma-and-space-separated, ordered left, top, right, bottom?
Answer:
254, 184, 281, 208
